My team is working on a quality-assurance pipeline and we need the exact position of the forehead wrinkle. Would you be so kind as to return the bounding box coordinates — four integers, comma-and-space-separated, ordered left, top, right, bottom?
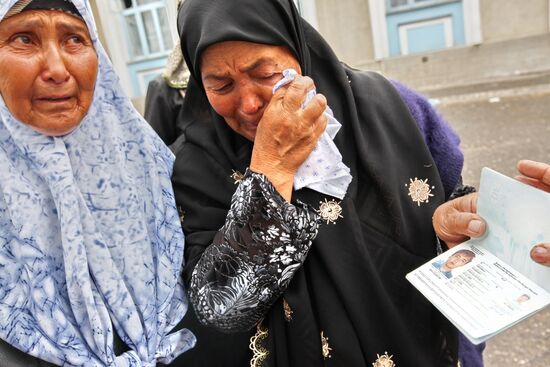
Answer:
0, 11, 85, 35
1, 13, 46, 31
201, 59, 232, 81
239, 57, 275, 73
201, 46, 279, 81
200, 53, 233, 80
55, 17, 89, 34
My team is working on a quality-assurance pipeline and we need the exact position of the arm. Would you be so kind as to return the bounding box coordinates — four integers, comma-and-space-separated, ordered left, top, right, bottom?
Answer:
188, 170, 319, 332
250, 75, 327, 201
181, 75, 326, 333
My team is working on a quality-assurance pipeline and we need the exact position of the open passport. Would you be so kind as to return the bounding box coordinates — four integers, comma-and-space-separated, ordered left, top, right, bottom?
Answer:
407, 168, 550, 344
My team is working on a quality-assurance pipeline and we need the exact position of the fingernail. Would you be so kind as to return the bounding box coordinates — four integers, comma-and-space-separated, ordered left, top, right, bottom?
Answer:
468, 219, 483, 235
534, 247, 548, 256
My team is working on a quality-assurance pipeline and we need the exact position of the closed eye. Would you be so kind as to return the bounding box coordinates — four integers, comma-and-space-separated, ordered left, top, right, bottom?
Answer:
255, 71, 281, 82
209, 82, 233, 94
260, 73, 277, 79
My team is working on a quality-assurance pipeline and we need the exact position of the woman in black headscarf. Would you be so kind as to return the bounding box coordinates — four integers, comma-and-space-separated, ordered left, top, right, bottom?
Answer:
172, 0, 469, 366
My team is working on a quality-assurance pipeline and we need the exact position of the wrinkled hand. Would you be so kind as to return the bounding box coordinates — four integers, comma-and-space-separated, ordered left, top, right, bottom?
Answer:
250, 75, 327, 201
434, 160, 550, 267
432, 192, 486, 248
516, 160, 550, 266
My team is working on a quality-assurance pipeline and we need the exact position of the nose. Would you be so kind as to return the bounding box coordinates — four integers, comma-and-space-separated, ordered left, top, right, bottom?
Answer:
40, 44, 70, 84
238, 84, 265, 116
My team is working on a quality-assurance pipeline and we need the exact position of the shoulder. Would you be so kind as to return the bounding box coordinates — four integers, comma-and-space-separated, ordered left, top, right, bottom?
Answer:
342, 65, 437, 124
343, 65, 398, 102
389, 80, 431, 105
342, 66, 433, 128
341, 65, 413, 126
145, 76, 183, 110
387, 80, 442, 135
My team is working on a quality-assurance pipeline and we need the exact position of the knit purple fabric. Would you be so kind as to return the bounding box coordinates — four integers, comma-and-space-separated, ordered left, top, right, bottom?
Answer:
458, 333, 486, 367
391, 80, 464, 199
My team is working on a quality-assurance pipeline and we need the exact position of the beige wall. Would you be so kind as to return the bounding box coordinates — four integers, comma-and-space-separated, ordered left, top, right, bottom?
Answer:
480, 0, 549, 43
89, 0, 109, 55
315, 0, 374, 65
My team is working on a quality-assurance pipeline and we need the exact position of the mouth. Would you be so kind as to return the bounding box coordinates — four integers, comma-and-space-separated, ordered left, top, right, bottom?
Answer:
246, 121, 259, 130
241, 120, 260, 131
36, 95, 73, 103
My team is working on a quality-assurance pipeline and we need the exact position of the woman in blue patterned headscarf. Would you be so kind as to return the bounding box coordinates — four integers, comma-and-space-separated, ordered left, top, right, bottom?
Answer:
0, 0, 195, 365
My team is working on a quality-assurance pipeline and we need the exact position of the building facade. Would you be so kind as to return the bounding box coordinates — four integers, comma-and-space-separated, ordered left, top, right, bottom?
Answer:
91, 0, 550, 99
315, 0, 550, 91
91, 0, 319, 100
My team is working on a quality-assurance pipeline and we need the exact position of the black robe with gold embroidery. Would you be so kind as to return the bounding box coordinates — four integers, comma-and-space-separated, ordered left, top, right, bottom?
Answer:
171, 0, 462, 366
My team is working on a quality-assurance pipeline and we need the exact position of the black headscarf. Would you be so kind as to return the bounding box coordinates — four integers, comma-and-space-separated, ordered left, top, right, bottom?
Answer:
173, 0, 458, 366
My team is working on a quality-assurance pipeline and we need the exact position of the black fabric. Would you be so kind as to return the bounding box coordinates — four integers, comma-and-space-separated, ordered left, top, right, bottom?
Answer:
0, 338, 56, 367
144, 76, 186, 145
23, 0, 82, 18
0, 329, 128, 367
165, 305, 253, 367
173, 0, 459, 366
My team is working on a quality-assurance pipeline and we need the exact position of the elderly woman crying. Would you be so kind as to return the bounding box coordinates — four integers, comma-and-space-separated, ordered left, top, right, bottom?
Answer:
0, 0, 194, 366
167, 0, 490, 366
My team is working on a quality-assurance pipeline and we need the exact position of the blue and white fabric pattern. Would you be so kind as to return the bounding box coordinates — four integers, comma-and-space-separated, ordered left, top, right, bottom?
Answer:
0, 0, 195, 366
272, 69, 352, 199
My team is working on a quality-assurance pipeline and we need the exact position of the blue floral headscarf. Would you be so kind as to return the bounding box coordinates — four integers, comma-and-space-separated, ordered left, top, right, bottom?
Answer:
0, 0, 195, 365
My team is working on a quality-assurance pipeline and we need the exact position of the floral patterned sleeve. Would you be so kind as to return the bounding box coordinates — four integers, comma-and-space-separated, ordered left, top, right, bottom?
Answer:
188, 170, 320, 333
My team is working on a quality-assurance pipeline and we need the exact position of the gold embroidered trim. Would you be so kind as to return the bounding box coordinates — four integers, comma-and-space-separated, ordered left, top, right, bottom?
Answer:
372, 351, 395, 367
177, 206, 185, 223
231, 170, 245, 184
320, 331, 332, 359
283, 299, 293, 322
406, 177, 435, 206
318, 199, 343, 224
249, 323, 269, 367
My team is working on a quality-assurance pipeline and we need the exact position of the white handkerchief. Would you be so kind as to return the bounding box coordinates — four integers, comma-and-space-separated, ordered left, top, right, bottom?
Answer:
272, 69, 352, 199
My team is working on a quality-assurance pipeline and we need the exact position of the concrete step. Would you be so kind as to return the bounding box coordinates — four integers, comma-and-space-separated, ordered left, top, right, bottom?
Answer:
420, 70, 550, 106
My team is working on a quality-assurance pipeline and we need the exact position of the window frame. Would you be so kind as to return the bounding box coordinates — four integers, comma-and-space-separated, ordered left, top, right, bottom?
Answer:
120, 0, 174, 62
386, 0, 461, 14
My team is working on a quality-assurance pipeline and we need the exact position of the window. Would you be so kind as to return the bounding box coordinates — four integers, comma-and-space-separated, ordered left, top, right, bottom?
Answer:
387, 0, 458, 12
119, 0, 174, 60
390, 0, 408, 7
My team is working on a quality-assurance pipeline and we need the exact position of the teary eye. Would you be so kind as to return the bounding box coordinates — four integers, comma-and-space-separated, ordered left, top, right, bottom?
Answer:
14, 35, 32, 44
67, 35, 83, 44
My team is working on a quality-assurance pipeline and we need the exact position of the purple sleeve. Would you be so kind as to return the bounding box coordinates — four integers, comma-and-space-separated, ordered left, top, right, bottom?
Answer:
458, 333, 486, 367
390, 80, 463, 199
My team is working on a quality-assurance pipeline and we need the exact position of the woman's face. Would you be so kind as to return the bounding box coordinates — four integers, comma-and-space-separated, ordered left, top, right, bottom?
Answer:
0, 10, 98, 136
200, 40, 301, 142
